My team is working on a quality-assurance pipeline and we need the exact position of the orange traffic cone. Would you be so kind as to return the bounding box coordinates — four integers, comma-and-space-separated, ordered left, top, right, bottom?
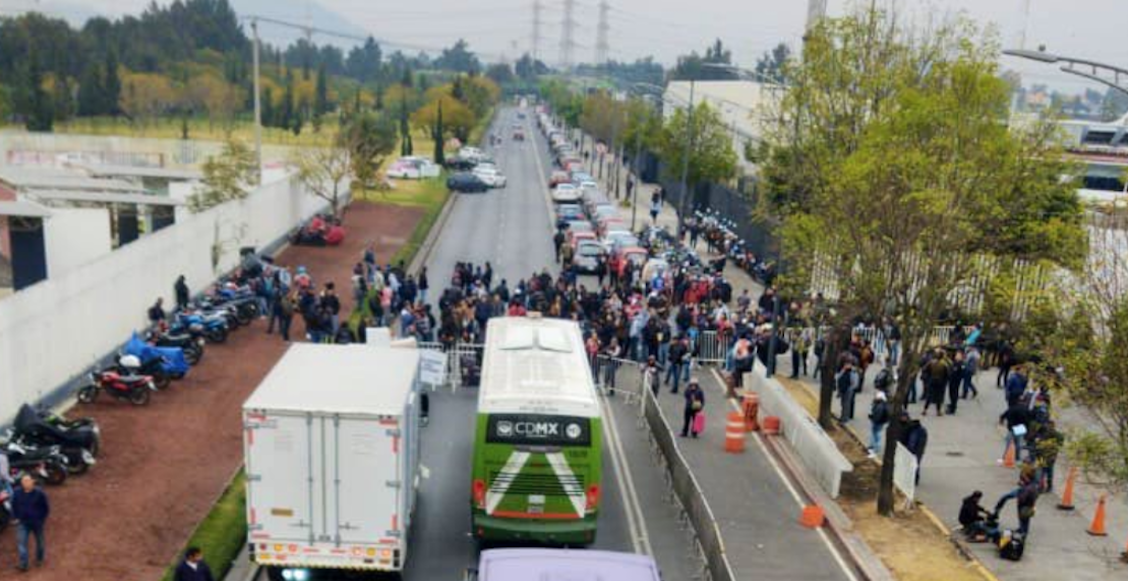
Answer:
1002, 439, 1016, 468
799, 505, 825, 528
1057, 466, 1077, 511
1087, 495, 1109, 536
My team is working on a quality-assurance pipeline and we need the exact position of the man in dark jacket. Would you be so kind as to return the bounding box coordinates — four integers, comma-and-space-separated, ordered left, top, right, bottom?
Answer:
666, 337, 689, 393
173, 547, 215, 581
898, 414, 928, 485
12, 474, 49, 570
174, 275, 190, 311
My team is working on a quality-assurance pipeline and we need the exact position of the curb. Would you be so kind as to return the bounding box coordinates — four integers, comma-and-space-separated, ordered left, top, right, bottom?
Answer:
407, 190, 458, 277
783, 378, 1002, 581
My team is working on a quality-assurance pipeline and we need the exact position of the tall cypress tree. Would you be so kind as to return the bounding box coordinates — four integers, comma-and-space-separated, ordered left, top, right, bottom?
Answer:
24, 62, 54, 132
399, 98, 411, 156
433, 100, 445, 165
104, 50, 121, 116
315, 63, 329, 115
280, 68, 295, 131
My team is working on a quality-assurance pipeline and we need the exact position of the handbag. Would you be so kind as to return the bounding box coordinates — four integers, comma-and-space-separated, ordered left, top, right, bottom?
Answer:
693, 411, 706, 434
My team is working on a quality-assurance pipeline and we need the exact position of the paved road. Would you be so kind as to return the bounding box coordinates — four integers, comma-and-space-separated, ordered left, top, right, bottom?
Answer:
406, 106, 696, 580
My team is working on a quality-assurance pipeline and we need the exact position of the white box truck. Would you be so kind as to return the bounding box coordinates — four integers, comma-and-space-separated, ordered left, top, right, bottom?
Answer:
243, 344, 421, 577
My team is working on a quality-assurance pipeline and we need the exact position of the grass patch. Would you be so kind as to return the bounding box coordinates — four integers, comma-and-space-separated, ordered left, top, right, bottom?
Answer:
160, 469, 247, 581
32, 116, 340, 147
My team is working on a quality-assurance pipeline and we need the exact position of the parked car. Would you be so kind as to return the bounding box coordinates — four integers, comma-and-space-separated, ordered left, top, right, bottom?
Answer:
386, 157, 441, 179
447, 172, 490, 193
573, 240, 605, 273
555, 204, 585, 224
445, 156, 478, 171
569, 230, 598, 250
549, 170, 571, 188
564, 220, 595, 244
473, 166, 508, 188
578, 180, 600, 196
552, 183, 582, 203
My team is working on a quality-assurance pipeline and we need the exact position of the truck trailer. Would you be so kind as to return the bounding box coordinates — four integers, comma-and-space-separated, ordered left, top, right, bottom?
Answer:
242, 344, 421, 578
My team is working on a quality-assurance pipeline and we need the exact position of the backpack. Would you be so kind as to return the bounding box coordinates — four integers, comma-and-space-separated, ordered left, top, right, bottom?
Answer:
998, 531, 1025, 561
869, 401, 889, 424
874, 369, 892, 392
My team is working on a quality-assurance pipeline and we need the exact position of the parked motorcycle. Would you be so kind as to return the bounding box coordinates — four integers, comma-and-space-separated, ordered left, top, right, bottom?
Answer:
117, 353, 171, 390
174, 310, 230, 343
12, 404, 99, 474
77, 364, 155, 406
3, 441, 69, 485
123, 333, 190, 381
147, 328, 204, 365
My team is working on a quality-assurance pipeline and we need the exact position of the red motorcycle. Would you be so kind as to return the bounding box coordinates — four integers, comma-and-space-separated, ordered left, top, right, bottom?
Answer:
77, 357, 155, 406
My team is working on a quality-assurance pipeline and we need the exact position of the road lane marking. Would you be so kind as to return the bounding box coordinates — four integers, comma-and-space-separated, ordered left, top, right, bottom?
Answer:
602, 395, 654, 555
707, 368, 859, 581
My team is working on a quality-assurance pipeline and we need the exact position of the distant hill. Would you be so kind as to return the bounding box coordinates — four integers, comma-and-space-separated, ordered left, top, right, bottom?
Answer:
230, 0, 370, 49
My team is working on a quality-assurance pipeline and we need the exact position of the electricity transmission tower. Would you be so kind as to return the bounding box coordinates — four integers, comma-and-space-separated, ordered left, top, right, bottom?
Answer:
559, 0, 576, 70
531, 0, 543, 62
594, 0, 610, 65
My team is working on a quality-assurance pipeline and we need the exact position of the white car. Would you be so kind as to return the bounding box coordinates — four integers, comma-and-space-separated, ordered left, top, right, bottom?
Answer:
552, 183, 582, 203
460, 146, 487, 162
578, 180, 600, 196
386, 157, 440, 180
473, 166, 508, 188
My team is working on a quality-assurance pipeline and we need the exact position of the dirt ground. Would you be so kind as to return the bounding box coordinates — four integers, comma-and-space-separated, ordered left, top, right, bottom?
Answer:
777, 377, 985, 581
0, 201, 422, 581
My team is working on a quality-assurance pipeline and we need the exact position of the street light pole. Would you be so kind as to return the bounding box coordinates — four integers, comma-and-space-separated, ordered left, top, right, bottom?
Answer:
630, 105, 644, 229
676, 79, 696, 237
251, 19, 263, 181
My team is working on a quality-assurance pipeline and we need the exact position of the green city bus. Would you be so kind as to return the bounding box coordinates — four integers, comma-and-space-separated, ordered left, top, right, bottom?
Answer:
470, 315, 603, 546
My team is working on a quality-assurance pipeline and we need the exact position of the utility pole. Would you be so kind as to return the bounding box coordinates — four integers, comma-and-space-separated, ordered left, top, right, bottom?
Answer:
676, 80, 695, 236
251, 18, 263, 180
560, 0, 576, 70
532, 0, 543, 64
595, 0, 610, 65
1018, 0, 1032, 50
805, 0, 827, 36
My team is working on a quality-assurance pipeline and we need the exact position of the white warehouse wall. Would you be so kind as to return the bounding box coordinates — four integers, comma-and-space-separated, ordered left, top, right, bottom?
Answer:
0, 176, 332, 422
44, 208, 112, 279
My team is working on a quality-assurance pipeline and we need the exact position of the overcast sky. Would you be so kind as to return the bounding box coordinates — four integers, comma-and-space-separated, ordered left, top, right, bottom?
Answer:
22, 0, 1128, 92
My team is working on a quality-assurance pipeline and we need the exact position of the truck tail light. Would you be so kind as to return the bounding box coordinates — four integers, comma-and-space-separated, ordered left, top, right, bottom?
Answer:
472, 479, 486, 508
585, 485, 601, 510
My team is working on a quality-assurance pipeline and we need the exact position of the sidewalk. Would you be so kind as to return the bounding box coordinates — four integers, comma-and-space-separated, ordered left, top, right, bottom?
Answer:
574, 132, 1128, 577
708, 237, 1128, 580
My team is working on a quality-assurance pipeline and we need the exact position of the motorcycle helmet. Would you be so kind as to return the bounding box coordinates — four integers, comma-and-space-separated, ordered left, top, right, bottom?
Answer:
119, 355, 142, 369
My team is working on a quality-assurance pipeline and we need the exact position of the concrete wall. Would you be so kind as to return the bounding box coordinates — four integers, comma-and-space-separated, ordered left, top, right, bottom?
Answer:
746, 366, 853, 498
44, 208, 112, 278
0, 131, 297, 169
0, 176, 329, 422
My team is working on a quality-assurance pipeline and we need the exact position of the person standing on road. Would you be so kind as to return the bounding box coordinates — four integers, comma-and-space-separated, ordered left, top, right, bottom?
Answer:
553, 229, 565, 263
12, 474, 49, 571
173, 547, 215, 581
666, 336, 688, 393
681, 380, 706, 438
867, 390, 890, 457
174, 275, 189, 312
277, 291, 295, 342
836, 360, 860, 422
921, 348, 949, 416
963, 345, 981, 399
419, 267, 430, 305
946, 350, 966, 415
649, 191, 661, 225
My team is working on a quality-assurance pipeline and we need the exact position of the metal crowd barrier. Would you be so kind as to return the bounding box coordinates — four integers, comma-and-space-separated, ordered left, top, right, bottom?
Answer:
631, 368, 737, 581
417, 341, 484, 391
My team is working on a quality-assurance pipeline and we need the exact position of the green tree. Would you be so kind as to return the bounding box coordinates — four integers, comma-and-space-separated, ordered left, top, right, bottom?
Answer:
754, 42, 791, 83
399, 97, 412, 156
291, 141, 352, 218
433, 99, 445, 165
77, 65, 106, 116
759, 9, 1086, 516
18, 61, 54, 132
657, 101, 737, 191
342, 111, 397, 190
670, 38, 737, 81
189, 138, 258, 212
485, 63, 514, 86
315, 62, 330, 117
279, 68, 295, 130
104, 50, 121, 116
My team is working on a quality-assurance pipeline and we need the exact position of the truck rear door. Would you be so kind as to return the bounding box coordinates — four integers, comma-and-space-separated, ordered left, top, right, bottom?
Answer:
246, 412, 315, 544
334, 416, 400, 548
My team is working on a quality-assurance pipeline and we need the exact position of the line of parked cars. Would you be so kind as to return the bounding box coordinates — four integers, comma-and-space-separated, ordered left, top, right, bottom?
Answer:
446, 146, 509, 193
540, 112, 651, 278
